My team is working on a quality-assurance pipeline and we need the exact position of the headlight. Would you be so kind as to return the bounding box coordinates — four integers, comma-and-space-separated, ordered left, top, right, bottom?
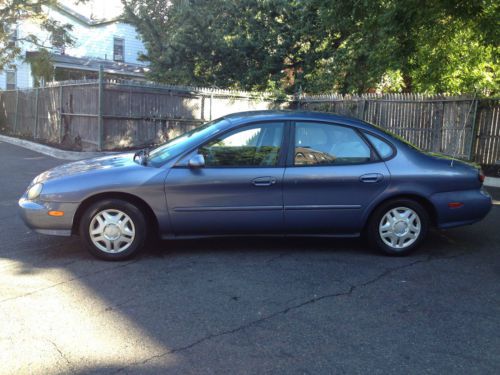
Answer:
27, 183, 43, 200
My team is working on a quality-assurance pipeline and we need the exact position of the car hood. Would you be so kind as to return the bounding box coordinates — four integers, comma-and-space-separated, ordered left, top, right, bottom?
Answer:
32, 153, 138, 184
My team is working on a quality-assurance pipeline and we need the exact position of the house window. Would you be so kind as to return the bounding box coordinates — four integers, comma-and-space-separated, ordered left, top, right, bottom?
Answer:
113, 37, 124, 62
6, 70, 16, 90
7, 26, 17, 48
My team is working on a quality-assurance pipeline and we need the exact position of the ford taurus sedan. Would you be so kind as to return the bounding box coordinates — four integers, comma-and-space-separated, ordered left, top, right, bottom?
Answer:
19, 111, 492, 260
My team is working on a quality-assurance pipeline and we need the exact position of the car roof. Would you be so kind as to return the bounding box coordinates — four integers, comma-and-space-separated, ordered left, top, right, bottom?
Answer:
222, 110, 381, 134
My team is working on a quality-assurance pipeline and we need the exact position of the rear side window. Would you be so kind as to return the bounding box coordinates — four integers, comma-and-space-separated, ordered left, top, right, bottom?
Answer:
294, 122, 372, 166
364, 133, 394, 159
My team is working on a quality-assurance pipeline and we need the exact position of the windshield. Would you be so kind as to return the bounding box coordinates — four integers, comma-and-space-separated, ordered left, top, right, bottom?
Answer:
148, 118, 229, 166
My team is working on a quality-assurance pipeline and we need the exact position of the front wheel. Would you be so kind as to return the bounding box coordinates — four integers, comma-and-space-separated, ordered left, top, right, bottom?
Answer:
367, 199, 429, 256
79, 199, 147, 260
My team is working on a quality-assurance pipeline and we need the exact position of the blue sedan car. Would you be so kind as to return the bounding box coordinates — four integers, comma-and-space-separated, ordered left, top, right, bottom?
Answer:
19, 111, 492, 260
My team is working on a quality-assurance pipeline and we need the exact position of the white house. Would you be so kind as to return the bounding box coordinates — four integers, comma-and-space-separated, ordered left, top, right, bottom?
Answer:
0, 0, 148, 90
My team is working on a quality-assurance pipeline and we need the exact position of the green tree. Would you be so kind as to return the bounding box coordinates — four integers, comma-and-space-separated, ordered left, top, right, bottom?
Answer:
123, 0, 326, 94
0, 0, 75, 80
308, 0, 499, 94
123, 0, 499, 95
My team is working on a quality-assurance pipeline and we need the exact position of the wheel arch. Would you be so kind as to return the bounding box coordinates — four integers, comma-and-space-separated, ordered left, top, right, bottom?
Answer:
72, 192, 159, 237
364, 193, 438, 230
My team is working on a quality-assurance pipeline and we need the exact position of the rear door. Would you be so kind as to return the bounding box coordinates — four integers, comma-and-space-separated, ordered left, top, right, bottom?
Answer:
165, 121, 287, 235
283, 121, 390, 235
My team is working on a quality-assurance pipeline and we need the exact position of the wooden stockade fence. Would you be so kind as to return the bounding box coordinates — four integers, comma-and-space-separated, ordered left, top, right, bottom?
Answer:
0, 74, 283, 152
299, 94, 500, 165
0, 76, 499, 166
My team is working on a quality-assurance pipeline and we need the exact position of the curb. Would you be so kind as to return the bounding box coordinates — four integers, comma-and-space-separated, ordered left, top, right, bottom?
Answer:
484, 177, 500, 188
0, 134, 117, 160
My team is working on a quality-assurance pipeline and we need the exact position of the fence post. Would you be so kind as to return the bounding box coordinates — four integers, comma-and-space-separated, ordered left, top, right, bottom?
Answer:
98, 65, 104, 150
296, 85, 302, 110
34, 88, 39, 139
436, 100, 446, 153
360, 98, 367, 121
200, 95, 205, 121
13, 89, 19, 135
209, 91, 213, 121
468, 98, 480, 161
59, 85, 64, 142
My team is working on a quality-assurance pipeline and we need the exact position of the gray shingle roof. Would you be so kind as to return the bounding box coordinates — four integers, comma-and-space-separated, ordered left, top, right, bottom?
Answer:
26, 51, 147, 78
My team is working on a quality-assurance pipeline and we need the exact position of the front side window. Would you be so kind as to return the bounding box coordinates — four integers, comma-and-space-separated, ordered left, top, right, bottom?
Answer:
294, 122, 372, 166
199, 122, 284, 167
113, 37, 124, 62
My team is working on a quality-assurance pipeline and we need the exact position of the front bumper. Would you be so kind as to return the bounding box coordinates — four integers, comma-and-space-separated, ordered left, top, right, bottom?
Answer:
431, 187, 492, 229
18, 198, 79, 236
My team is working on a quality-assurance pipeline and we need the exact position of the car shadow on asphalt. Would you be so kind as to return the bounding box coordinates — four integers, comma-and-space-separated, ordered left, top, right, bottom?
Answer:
9, 226, 475, 267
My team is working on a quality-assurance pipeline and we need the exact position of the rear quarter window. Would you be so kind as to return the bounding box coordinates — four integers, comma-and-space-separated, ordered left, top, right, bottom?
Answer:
364, 133, 394, 159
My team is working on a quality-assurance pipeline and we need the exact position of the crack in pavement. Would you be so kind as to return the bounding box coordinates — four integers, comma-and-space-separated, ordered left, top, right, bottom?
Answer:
46, 338, 74, 371
265, 252, 291, 264
0, 239, 81, 259
113, 251, 467, 373
0, 259, 140, 304
431, 349, 500, 370
96, 258, 216, 314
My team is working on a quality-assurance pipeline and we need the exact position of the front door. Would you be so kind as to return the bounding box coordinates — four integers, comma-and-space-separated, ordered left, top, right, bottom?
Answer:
283, 121, 390, 235
165, 122, 286, 235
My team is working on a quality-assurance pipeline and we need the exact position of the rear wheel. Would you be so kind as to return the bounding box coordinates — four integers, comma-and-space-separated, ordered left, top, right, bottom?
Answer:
79, 199, 147, 260
368, 199, 429, 256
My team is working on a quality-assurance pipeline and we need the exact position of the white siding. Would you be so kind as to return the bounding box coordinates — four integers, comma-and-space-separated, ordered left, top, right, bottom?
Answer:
16, 61, 33, 89
0, 6, 147, 89
0, 59, 32, 90
46, 8, 146, 64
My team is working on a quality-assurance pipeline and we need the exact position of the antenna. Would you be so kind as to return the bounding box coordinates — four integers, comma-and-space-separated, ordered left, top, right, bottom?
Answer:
450, 91, 477, 167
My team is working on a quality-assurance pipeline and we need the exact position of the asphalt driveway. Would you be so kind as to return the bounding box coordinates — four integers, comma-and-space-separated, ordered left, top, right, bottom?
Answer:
0, 140, 499, 374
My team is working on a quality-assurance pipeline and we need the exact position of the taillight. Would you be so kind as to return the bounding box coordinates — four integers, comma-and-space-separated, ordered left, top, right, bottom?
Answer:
479, 169, 485, 184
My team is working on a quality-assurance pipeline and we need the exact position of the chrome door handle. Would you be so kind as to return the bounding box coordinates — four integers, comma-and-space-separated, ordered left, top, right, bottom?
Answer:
359, 173, 383, 183
252, 177, 277, 187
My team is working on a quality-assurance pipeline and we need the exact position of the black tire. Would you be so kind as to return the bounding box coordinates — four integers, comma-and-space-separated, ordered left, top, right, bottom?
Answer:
367, 199, 429, 256
79, 199, 147, 261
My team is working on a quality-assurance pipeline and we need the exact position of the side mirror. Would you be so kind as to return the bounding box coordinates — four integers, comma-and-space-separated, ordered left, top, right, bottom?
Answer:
188, 154, 205, 168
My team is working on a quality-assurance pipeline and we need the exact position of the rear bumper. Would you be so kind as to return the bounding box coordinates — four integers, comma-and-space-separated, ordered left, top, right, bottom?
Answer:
18, 198, 78, 236
430, 188, 492, 229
